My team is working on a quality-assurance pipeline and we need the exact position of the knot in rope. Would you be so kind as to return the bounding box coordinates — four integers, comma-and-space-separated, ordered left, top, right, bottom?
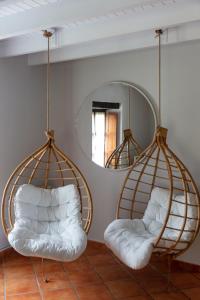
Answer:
45, 130, 54, 141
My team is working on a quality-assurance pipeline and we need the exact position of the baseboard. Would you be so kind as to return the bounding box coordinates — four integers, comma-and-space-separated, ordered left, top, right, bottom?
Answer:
1, 240, 199, 272
88, 238, 104, 245
0, 246, 12, 258
172, 259, 200, 272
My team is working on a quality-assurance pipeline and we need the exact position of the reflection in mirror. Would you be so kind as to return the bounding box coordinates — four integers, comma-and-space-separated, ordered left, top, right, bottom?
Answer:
77, 82, 156, 170
92, 101, 121, 167
105, 128, 142, 169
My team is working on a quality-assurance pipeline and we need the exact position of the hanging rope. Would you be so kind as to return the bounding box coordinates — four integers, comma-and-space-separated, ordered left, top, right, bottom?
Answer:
128, 87, 131, 129
43, 30, 53, 132
155, 29, 163, 126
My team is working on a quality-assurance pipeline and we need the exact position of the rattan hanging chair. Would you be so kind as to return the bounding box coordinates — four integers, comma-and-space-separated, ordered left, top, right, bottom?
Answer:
118, 126, 200, 253
105, 86, 142, 169
104, 29, 200, 270
1, 31, 93, 266
1, 129, 92, 236
105, 128, 142, 169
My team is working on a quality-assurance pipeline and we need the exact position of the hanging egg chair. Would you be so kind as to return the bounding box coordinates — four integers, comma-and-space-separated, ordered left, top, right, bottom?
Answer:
105, 128, 142, 169
105, 87, 142, 169
1, 31, 93, 264
104, 29, 200, 270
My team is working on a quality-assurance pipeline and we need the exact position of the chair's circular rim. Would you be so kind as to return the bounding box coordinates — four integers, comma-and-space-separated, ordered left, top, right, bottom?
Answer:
1, 133, 93, 237
116, 126, 200, 258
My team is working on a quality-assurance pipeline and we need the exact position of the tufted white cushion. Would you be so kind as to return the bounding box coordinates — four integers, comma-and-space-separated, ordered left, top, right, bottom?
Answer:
104, 187, 196, 269
8, 184, 87, 261
104, 219, 155, 269
143, 188, 196, 241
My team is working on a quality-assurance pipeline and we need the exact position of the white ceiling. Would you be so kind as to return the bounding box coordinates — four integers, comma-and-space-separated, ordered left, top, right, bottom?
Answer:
0, 0, 59, 17
0, 0, 199, 64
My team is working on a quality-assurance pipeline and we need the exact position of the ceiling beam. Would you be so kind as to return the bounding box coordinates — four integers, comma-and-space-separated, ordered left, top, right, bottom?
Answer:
0, 0, 199, 61
27, 21, 200, 65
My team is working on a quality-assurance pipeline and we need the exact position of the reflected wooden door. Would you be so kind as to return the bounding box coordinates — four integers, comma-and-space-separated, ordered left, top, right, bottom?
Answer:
104, 112, 118, 165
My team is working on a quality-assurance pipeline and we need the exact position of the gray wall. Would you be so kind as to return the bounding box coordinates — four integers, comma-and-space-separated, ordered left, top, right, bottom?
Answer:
0, 58, 70, 250
0, 56, 45, 249
63, 40, 200, 264
0, 40, 200, 265
131, 88, 155, 149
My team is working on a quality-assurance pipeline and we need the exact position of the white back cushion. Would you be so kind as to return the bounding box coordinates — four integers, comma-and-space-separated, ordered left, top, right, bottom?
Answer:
9, 184, 87, 261
143, 187, 171, 235
15, 184, 81, 225
167, 193, 197, 240
143, 187, 197, 240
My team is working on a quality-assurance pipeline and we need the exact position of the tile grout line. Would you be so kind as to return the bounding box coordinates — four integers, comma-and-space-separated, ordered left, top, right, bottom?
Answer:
2, 253, 6, 300
3, 252, 42, 299
31, 258, 44, 300
132, 265, 180, 299
119, 267, 154, 299
108, 250, 155, 299
2, 246, 199, 299
61, 261, 81, 300
112, 251, 191, 299
84, 253, 117, 299
149, 261, 192, 299
85, 247, 155, 299
111, 250, 192, 299
191, 272, 200, 280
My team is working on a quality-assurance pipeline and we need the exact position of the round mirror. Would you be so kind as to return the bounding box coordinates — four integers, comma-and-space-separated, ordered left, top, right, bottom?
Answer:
76, 81, 157, 170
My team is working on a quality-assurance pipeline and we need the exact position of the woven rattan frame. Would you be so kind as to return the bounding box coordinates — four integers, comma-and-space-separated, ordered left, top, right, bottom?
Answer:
1, 130, 93, 236
105, 129, 142, 169
117, 126, 200, 258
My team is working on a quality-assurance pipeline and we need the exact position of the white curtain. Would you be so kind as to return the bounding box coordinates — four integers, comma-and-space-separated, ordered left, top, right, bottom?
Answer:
92, 112, 105, 167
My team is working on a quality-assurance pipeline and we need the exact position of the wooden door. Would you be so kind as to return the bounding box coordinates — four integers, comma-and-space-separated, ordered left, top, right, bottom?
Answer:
104, 112, 118, 164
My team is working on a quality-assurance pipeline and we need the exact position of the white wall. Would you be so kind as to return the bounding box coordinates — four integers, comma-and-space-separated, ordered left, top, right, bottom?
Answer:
131, 88, 155, 149
1, 40, 200, 265
0, 56, 45, 249
0, 58, 72, 250
55, 40, 200, 265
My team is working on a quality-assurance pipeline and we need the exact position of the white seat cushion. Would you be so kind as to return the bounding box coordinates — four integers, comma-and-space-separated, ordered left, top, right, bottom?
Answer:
104, 187, 196, 269
8, 184, 87, 262
104, 219, 155, 269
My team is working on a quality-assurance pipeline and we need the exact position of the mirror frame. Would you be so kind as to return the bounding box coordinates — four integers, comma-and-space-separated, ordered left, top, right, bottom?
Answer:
75, 80, 158, 172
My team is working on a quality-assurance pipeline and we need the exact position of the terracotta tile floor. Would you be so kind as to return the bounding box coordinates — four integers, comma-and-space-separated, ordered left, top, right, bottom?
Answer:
0, 241, 199, 299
